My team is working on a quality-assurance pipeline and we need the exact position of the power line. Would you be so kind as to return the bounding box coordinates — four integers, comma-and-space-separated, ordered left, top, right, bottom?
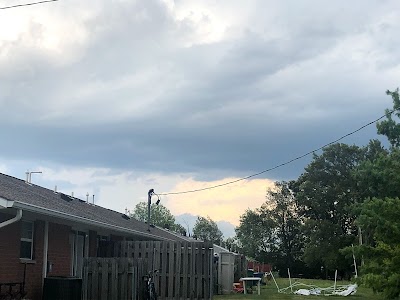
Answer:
0, 0, 58, 10
159, 110, 395, 196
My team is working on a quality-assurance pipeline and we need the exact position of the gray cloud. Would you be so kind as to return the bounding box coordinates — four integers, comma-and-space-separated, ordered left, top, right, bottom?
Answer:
0, 0, 399, 181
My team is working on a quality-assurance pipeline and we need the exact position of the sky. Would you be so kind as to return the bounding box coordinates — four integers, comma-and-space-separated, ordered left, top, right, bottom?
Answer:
1, 0, 399, 237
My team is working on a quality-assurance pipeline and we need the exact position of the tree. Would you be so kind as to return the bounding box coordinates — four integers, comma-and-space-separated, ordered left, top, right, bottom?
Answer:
224, 236, 240, 253
263, 181, 304, 273
293, 143, 365, 274
193, 216, 223, 245
236, 181, 304, 275
236, 208, 277, 262
376, 89, 400, 147
356, 197, 400, 299
130, 202, 184, 233
349, 89, 400, 299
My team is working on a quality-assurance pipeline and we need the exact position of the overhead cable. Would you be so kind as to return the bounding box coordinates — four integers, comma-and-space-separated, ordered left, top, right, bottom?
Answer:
159, 109, 395, 196
0, 0, 58, 10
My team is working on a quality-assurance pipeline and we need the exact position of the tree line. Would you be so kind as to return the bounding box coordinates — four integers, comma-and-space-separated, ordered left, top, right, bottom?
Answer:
232, 89, 400, 299
130, 88, 400, 299
129, 202, 224, 244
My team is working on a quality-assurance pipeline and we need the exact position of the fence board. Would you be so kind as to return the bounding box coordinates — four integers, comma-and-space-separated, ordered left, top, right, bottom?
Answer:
167, 242, 174, 299
175, 243, 182, 299
110, 259, 117, 300
182, 243, 189, 299
101, 259, 108, 300
191, 245, 196, 299
120, 259, 127, 300
197, 245, 203, 298
92, 259, 99, 300
149, 241, 154, 270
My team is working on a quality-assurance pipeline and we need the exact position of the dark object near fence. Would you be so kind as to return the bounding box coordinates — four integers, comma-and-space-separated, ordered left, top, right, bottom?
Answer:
42, 276, 82, 300
0, 263, 27, 300
253, 272, 266, 285
143, 270, 158, 300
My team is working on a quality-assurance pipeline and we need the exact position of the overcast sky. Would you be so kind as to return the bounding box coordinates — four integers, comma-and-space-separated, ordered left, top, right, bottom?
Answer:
1, 0, 399, 236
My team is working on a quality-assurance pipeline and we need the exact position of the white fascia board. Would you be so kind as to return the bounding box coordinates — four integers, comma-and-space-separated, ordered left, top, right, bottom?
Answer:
13, 201, 173, 241
0, 197, 14, 209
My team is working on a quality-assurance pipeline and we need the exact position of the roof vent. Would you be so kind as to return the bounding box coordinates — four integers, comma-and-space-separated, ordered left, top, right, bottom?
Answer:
25, 171, 42, 184
54, 185, 58, 194
122, 214, 130, 220
60, 193, 73, 202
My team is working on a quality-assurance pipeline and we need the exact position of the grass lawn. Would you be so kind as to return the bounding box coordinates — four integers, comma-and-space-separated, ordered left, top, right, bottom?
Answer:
213, 278, 383, 300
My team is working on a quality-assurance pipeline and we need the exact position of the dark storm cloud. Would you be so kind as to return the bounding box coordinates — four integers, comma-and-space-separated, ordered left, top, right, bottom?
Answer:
0, 0, 399, 180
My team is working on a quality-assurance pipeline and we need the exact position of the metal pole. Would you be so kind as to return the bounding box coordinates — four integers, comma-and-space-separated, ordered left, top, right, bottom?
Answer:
148, 189, 154, 230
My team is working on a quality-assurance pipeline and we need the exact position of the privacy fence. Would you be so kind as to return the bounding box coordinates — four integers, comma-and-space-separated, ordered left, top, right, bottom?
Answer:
118, 241, 214, 300
92, 240, 214, 300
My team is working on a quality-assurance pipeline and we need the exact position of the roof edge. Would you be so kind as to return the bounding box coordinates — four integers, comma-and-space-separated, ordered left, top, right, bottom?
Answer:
14, 201, 173, 241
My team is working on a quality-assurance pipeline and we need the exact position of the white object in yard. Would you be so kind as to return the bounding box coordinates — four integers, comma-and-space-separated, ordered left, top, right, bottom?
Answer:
295, 289, 311, 295
267, 271, 357, 297
333, 284, 358, 296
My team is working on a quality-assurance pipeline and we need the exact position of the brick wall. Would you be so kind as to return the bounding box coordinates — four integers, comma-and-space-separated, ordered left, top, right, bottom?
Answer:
0, 213, 44, 300
47, 222, 72, 277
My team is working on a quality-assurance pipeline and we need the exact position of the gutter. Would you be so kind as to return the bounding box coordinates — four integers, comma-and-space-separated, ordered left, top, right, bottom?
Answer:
0, 197, 23, 229
0, 197, 14, 209
13, 201, 174, 241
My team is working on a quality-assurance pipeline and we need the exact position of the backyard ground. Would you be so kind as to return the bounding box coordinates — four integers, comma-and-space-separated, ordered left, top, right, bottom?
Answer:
213, 278, 382, 300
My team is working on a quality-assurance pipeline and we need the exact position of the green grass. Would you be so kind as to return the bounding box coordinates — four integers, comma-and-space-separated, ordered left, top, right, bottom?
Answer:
214, 278, 383, 300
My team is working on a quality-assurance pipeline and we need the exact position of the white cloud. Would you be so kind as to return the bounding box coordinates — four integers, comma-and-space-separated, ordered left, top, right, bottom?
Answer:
165, 177, 275, 225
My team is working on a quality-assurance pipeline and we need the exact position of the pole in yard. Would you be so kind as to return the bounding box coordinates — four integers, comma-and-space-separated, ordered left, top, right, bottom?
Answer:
334, 269, 337, 292
288, 268, 293, 293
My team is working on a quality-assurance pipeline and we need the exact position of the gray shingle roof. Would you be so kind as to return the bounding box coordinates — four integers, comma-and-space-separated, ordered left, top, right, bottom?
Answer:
0, 172, 188, 241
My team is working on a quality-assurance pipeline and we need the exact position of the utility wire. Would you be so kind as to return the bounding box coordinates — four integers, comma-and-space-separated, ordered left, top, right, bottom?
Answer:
0, 0, 58, 10
159, 109, 395, 196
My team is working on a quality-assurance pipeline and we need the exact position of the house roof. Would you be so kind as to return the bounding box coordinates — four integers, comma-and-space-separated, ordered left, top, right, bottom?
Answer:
0, 172, 188, 242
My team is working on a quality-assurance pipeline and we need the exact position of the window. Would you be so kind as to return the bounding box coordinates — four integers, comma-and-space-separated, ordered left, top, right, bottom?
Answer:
20, 221, 34, 259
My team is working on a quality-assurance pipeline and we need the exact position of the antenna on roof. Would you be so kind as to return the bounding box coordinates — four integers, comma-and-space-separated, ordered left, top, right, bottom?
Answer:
25, 170, 42, 184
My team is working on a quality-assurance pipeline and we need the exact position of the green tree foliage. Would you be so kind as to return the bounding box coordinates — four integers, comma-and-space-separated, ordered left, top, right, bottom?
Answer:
236, 208, 276, 262
263, 181, 303, 270
356, 197, 400, 299
224, 236, 240, 252
193, 216, 223, 245
293, 143, 365, 273
131, 202, 185, 234
376, 89, 400, 147
236, 181, 303, 274
349, 88, 400, 299
355, 147, 400, 200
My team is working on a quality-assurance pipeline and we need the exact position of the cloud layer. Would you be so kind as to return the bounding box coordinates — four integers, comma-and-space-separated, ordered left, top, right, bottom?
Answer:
1, 0, 399, 229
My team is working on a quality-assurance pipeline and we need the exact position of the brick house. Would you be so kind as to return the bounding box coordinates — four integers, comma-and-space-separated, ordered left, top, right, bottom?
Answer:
0, 172, 187, 300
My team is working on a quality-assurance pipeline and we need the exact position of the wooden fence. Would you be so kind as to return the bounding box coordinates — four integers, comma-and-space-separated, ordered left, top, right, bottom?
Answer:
82, 257, 148, 300
235, 254, 247, 282
113, 241, 214, 300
